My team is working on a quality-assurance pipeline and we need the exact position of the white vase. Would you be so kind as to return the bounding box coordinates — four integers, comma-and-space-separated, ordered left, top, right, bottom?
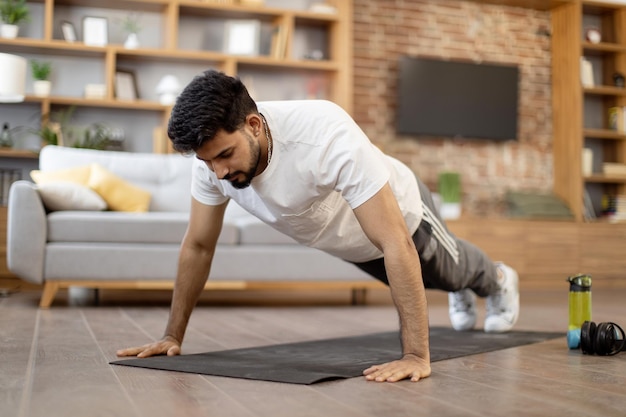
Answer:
33, 80, 52, 97
0, 24, 19, 39
124, 33, 139, 49
440, 202, 462, 220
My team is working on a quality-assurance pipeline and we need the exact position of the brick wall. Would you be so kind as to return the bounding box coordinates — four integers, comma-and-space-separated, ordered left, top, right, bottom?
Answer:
352, 0, 553, 216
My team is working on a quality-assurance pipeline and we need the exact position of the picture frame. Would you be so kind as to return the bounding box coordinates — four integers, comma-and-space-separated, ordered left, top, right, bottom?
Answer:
61, 21, 77, 43
82, 16, 108, 47
223, 20, 260, 56
114, 69, 138, 101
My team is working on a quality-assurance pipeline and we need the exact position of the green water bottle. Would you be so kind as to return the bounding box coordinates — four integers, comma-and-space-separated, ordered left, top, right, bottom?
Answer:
567, 273, 592, 349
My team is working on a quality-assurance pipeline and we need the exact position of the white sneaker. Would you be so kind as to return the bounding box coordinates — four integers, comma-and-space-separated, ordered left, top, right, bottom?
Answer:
484, 263, 520, 333
448, 289, 477, 331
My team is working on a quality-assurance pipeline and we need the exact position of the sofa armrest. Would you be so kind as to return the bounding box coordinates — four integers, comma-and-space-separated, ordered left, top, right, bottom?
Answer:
7, 180, 47, 284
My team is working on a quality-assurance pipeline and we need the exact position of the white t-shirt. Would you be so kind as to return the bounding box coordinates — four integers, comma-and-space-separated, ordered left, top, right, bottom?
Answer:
191, 100, 422, 263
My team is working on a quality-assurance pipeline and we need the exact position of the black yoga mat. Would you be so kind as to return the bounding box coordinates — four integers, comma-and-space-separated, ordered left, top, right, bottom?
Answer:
111, 327, 562, 384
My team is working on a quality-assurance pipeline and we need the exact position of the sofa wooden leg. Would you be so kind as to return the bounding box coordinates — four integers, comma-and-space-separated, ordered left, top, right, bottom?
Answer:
351, 288, 368, 305
40, 282, 60, 308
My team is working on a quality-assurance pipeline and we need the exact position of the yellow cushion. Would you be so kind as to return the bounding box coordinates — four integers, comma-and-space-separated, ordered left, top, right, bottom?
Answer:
30, 165, 92, 186
87, 164, 151, 212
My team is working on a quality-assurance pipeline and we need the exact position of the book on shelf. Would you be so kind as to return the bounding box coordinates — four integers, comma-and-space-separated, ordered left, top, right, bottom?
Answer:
609, 212, 626, 223
602, 162, 626, 176
581, 57, 594, 88
583, 189, 597, 221
601, 194, 626, 223
270, 23, 289, 59
582, 148, 593, 177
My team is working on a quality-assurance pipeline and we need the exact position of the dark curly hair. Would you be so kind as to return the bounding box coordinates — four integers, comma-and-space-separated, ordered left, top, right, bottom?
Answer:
167, 69, 258, 153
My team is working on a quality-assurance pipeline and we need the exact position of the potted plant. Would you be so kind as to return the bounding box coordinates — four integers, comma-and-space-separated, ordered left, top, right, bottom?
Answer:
438, 171, 462, 220
30, 59, 52, 97
32, 106, 75, 147
120, 13, 141, 49
0, 0, 30, 39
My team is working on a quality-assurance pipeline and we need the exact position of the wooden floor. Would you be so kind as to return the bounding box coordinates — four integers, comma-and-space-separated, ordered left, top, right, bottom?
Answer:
1, 287, 625, 417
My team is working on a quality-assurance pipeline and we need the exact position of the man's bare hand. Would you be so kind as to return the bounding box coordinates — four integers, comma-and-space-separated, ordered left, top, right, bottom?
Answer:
116, 336, 181, 358
363, 354, 431, 382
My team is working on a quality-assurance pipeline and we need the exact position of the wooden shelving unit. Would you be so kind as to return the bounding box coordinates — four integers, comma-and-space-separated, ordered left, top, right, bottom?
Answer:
552, 0, 626, 221
0, 0, 353, 152
0, 0, 354, 280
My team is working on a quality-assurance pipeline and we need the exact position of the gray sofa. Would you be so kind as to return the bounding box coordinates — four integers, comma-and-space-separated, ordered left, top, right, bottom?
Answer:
7, 146, 381, 307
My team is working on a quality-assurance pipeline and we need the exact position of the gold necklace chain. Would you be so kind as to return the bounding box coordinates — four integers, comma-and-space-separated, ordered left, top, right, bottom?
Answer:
261, 113, 272, 165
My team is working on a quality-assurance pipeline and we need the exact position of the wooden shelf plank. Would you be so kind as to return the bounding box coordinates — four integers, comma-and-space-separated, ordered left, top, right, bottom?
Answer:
115, 47, 338, 70
470, 0, 574, 10
583, 0, 626, 13
0, 38, 107, 57
584, 85, 626, 96
236, 56, 339, 71
177, 1, 338, 22
23, 95, 168, 111
0, 149, 39, 159
115, 47, 228, 63
583, 41, 626, 54
585, 174, 626, 183
53, 0, 170, 12
584, 128, 626, 139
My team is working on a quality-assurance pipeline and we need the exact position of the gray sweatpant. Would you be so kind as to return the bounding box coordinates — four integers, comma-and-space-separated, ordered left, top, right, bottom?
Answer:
353, 178, 499, 297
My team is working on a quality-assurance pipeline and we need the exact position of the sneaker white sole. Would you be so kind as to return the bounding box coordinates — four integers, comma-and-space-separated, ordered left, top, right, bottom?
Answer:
484, 264, 519, 333
450, 312, 477, 331
448, 290, 477, 331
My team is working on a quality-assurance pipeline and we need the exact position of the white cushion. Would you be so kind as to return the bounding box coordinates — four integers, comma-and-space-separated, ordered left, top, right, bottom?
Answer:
37, 182, 107, 211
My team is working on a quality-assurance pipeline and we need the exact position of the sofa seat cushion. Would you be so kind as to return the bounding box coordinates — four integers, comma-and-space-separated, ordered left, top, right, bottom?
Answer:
47, 211, 239, 245
45, 243, 182, 280
43, 243, 374, 282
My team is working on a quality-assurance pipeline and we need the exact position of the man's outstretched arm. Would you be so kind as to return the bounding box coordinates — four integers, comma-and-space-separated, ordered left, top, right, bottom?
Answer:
353, 183, 431, 382
116, 199, 228, 358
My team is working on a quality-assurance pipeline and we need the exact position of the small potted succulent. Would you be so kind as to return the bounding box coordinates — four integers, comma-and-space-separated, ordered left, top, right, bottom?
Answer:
0, 0, 30, 39
438, 171, 462, 220
31, 59, 52, 97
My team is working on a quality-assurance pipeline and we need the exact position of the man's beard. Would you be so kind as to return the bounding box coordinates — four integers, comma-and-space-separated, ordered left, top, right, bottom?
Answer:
223, 131, 261, 189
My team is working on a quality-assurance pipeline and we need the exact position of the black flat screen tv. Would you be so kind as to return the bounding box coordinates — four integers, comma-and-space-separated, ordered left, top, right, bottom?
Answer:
396, 56, 519, 140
